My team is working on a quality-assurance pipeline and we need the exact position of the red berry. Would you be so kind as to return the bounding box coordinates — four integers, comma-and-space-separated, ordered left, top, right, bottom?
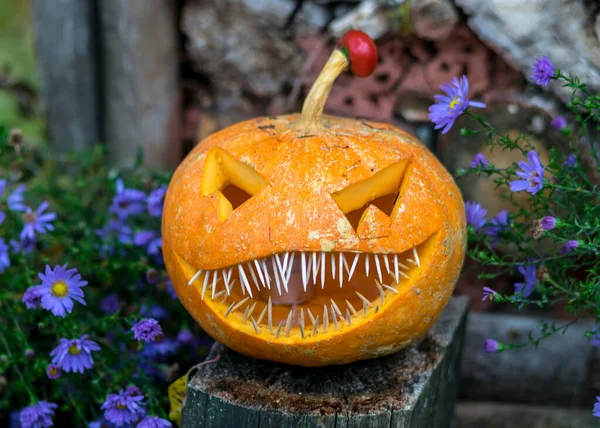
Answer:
340, 30, 378, 77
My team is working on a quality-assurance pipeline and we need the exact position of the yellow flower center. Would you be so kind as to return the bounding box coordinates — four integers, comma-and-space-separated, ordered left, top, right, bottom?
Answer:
51, 281, 68, 297
49, 367, 58, 375
116, 404, 127, 410
24, 212, 36, 223
449, 97, 462, 109
68, 344, 81, 355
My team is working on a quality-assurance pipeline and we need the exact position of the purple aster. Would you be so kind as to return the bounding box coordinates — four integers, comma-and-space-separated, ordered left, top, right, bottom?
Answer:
0, 179, 5, 197
10, 237, 36, 254
541, 216, 556, 231
132, 318, 163, 343
22, 286, 43, 309
19, 401, 58, 428
482, 287, 497, 301
110, 178, 146, 220
483, 339, 499, 353
137, 416, 172, 427
561, 240, 579, 255
428, 75, 486, 134
36, 264, 87, 317
145, 268, 159, 284
550, 116, 567, 130
465, 201, 487, 231
470, 152, 489, 168
0, 211, 4, 225
177, 329, 195, 345
96, 219, 133, 245
563, 154, 576, 168
514, 264, 538, 298
101, 388, 147, 427
147, 185, 167, 217
485, 210, 509, 241
0, 238, 10, 273
141, 335, 179, 359
165, 278, 178, 300
509, 150, 545, 195
100, 293, 120, 314
531, 56, 555, 86
46, 363, 62, 380
20, 202, 56, 240
7, 184, 27, 211
594, 397, 600, 418
25, 349, 35, 360
134, 230, 162, 256
50, 334, 101, 373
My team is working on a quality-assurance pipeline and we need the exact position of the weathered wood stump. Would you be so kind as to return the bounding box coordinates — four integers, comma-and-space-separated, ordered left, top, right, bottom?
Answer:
181, 296, 468, 428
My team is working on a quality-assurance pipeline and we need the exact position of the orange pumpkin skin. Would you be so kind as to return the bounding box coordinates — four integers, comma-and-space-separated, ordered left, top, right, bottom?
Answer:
163, 113, 466, 366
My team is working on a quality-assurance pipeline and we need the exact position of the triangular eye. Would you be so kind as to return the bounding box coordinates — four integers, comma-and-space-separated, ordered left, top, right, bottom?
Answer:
331, 160, 410, 233
201, 148, 268, 221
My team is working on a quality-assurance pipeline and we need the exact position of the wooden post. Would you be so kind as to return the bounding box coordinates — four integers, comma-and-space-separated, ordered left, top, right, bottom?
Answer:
98, 0, 180, 168
181, 297, 469, 428
31, 0, 100, 151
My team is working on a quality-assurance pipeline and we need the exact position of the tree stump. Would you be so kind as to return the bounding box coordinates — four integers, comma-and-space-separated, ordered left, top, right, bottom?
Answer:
182, 296, 468, 428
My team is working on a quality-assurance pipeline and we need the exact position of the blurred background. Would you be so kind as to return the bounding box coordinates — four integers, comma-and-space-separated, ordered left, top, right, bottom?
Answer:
3, 0, 600, 426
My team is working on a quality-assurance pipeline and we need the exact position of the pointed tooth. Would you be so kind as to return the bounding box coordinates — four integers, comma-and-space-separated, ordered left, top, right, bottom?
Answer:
224, 301, 236, 317
399, 270, 409, 280
362, 300, 368, 316
256, 305, 268, 325
323, 305, 329, 333
188, 269, 203, 286
398, 261, 410, 270
250, 316, 260, 334
313, 315, 319, 335
242, 306, 250, 324
212, 270, 219, 295
330, 299, 343, 317
413, 247, 420, 267
355, 291, 371, 308
301, 252, 308, 291
230, 297, 250, 315
275, 322, 284, 338
342, 253, 350, 275
282, 252, 289, 274
222, 270, 230, 295
407, 259, 416, 265
381, 282, 399, 294
300, 309, 305, 334
346, 300, 357, 316
365, 254, 370, 277
383, 254, 391, 274
374, 254, 383, 283
331, 253, 336, 280
339, 253, 343, 288
220, 292, 228, 304
272, 257, 282, 296
247, 262, 260, 291
345, 309, 352, 326
306, 308, 316, 325
285, 309, 295, 336
394, 254, 400, 283
201, 273, 209, 301
376, 282, 385, 305
299, 319, 305, 339
312, 252, 319, 284
348, 253, 360, 281
275, 254, 288, 293
244, 301, 257, 323
268, 297, 273, 333
285, 252, 295, 285
254, 259, 266, 287
261, 259, 271, 289
213, 290, 225, 299
331, 305, 339, 330
320, 252, 326, 289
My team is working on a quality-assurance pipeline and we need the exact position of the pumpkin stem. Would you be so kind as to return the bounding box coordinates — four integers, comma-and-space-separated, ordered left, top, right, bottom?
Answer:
300, 49, 349, 129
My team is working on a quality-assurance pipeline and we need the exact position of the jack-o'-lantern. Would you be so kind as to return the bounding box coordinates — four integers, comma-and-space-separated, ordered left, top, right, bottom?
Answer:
163, 31, 466, 366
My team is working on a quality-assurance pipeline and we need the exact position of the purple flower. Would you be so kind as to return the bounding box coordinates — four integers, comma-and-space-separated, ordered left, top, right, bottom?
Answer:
10, 237, 36, 254
483, 339, 499, 353
0, 238, 10, 273
541, 216, 556, 231
111, 178, 146, 220
96, 219, 133, 245
514, 264, 538, 298
46, 364, 62, 380
8, 184, 27, 212
0, 211, 4, 225
101, 388, 147, 427
485, 210, 509, 241
428, 75, 486, 134
591, 334, 600, 348
563, 154, 576, 168
141, 336, 179, 359
100, 293, 120, 314
147, 185, 167, 217
470, 153, 489, 168
531, 56, 555, 86
482, 287, 497, 301
36, 264, 87, 317
19, 401, 58, 428
177, 329, 195, 345
550, 116, 567, 130
145, 268, 159, 284
465, 201, 487, 231
50, 334, 101, 373
137, 416, 172, 428
134, 230, 162, 256
509, 151, 545, 195
561, 240, 579, 255
593, 397, 600, 418
165, 278, 178, 300
132, 318, 163, 343
20, 202, 56, 240
140, 305, 167, 320
22, 286, 43, 309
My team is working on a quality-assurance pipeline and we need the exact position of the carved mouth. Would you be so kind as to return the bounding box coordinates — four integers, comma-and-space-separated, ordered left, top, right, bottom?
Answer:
181, 234, 436, 340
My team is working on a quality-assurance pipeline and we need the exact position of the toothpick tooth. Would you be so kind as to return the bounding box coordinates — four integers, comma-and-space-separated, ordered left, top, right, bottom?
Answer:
275, 254, 288, 293
285, 309, 295, 336
232, 297, 250, 314
188, 269, 203, 286
383, 254, 391, 274
407, 259, 416, 265
376, 283, 385, 305
261, 259, 271, 289
250, 316, 260, 334
272, 257, 282, 296
381, 282, 399, 294
254, 259, 266, 287
394, 254, 400, 283
299, 318, 305, 338
238, 265, 253, 297
268, 297, 273, 333
300, 308, 305, 333
348, 253, 360, 281
282, 252, 289, 275
374, 253, 383, 283
243, 306, 250, 324
312, 252, 319, 284
320, 252, 326, 289
342, 253, 350, 275
211, 270, 218, 296
256, 305, 267, 325
285, 252, 295, 286
355, 291, 371, 308
202, 273, 209, 301
301, 252, 308, 291
345, 300, 357, 316
247, 262, 261, 291
219, 291, 228, 304
331, 252, 336, 280
275, 322, 284, 338
244, 301, 257, 323
362, 300, 368, 316
339, 253, 343, 288
413, 247, 420, 267
398, 261, 410, 270
331, 305, 339, 330
222, 269, 231, 295
323, 305, 329, 333
313, 315, 319, 335
306, 308, 316, 325
365, 253, 370, 277
399, 270, 409, 280
330, 299, 343, 317
345, 309, 352, 326
240, 278, 246, 295
213, 290, 225, 299
224, 301, 236, 317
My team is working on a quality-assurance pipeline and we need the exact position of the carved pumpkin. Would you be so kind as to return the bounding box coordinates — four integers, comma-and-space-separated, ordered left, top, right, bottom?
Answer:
163, 32, 466, 366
